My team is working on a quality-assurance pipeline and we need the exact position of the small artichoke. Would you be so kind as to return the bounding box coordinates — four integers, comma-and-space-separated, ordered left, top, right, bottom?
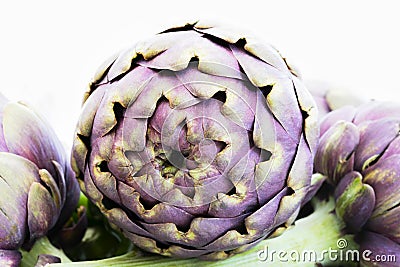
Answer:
72, 21, 319, 260
306, 80, 368, 119
0, 94, 80, 266
314, 102, 400, 265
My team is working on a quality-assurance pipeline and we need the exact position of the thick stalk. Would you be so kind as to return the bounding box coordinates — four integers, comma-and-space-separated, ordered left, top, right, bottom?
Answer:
20, 237, 71, 267
46, 198, 359, 267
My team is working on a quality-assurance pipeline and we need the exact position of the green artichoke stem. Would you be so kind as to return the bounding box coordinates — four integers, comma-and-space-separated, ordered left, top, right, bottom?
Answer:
20, 237, 72, 266
45, 197, 359, 266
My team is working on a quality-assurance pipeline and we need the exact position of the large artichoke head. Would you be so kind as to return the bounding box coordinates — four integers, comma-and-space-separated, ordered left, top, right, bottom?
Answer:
72, 21, 319, 260
314, 102, 400, 260
0, 94, 80, 266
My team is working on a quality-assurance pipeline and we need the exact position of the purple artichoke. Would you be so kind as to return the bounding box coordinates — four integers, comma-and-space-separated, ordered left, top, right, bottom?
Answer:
0, 94, 80, 266
71, 21, 319, 260
306, 80, 368, 119
314, 101, 400, 265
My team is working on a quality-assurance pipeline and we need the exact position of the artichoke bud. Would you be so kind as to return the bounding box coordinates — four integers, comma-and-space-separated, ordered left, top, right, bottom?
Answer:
334, 171, 375, 232
306, 80, 369, 120
315, 120, 359, 185
314, 101, 400, 254
72, 21, 320, 259
0, 93, 80, 266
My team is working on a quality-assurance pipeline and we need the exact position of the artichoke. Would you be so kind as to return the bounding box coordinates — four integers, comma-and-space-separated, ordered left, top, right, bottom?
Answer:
72, 21, 319, 260
306, 80, 368, 119
0, 93, 80, 266
314, 101, 400, 265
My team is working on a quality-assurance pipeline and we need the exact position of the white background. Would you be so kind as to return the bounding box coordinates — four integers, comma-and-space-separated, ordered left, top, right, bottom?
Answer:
1, 1, 399, 150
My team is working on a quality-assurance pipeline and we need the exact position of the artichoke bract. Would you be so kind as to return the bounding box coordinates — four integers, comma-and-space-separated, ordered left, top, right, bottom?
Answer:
314, 102, 400, 263
0, 94, 80, 266
72, 21, 319, 260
